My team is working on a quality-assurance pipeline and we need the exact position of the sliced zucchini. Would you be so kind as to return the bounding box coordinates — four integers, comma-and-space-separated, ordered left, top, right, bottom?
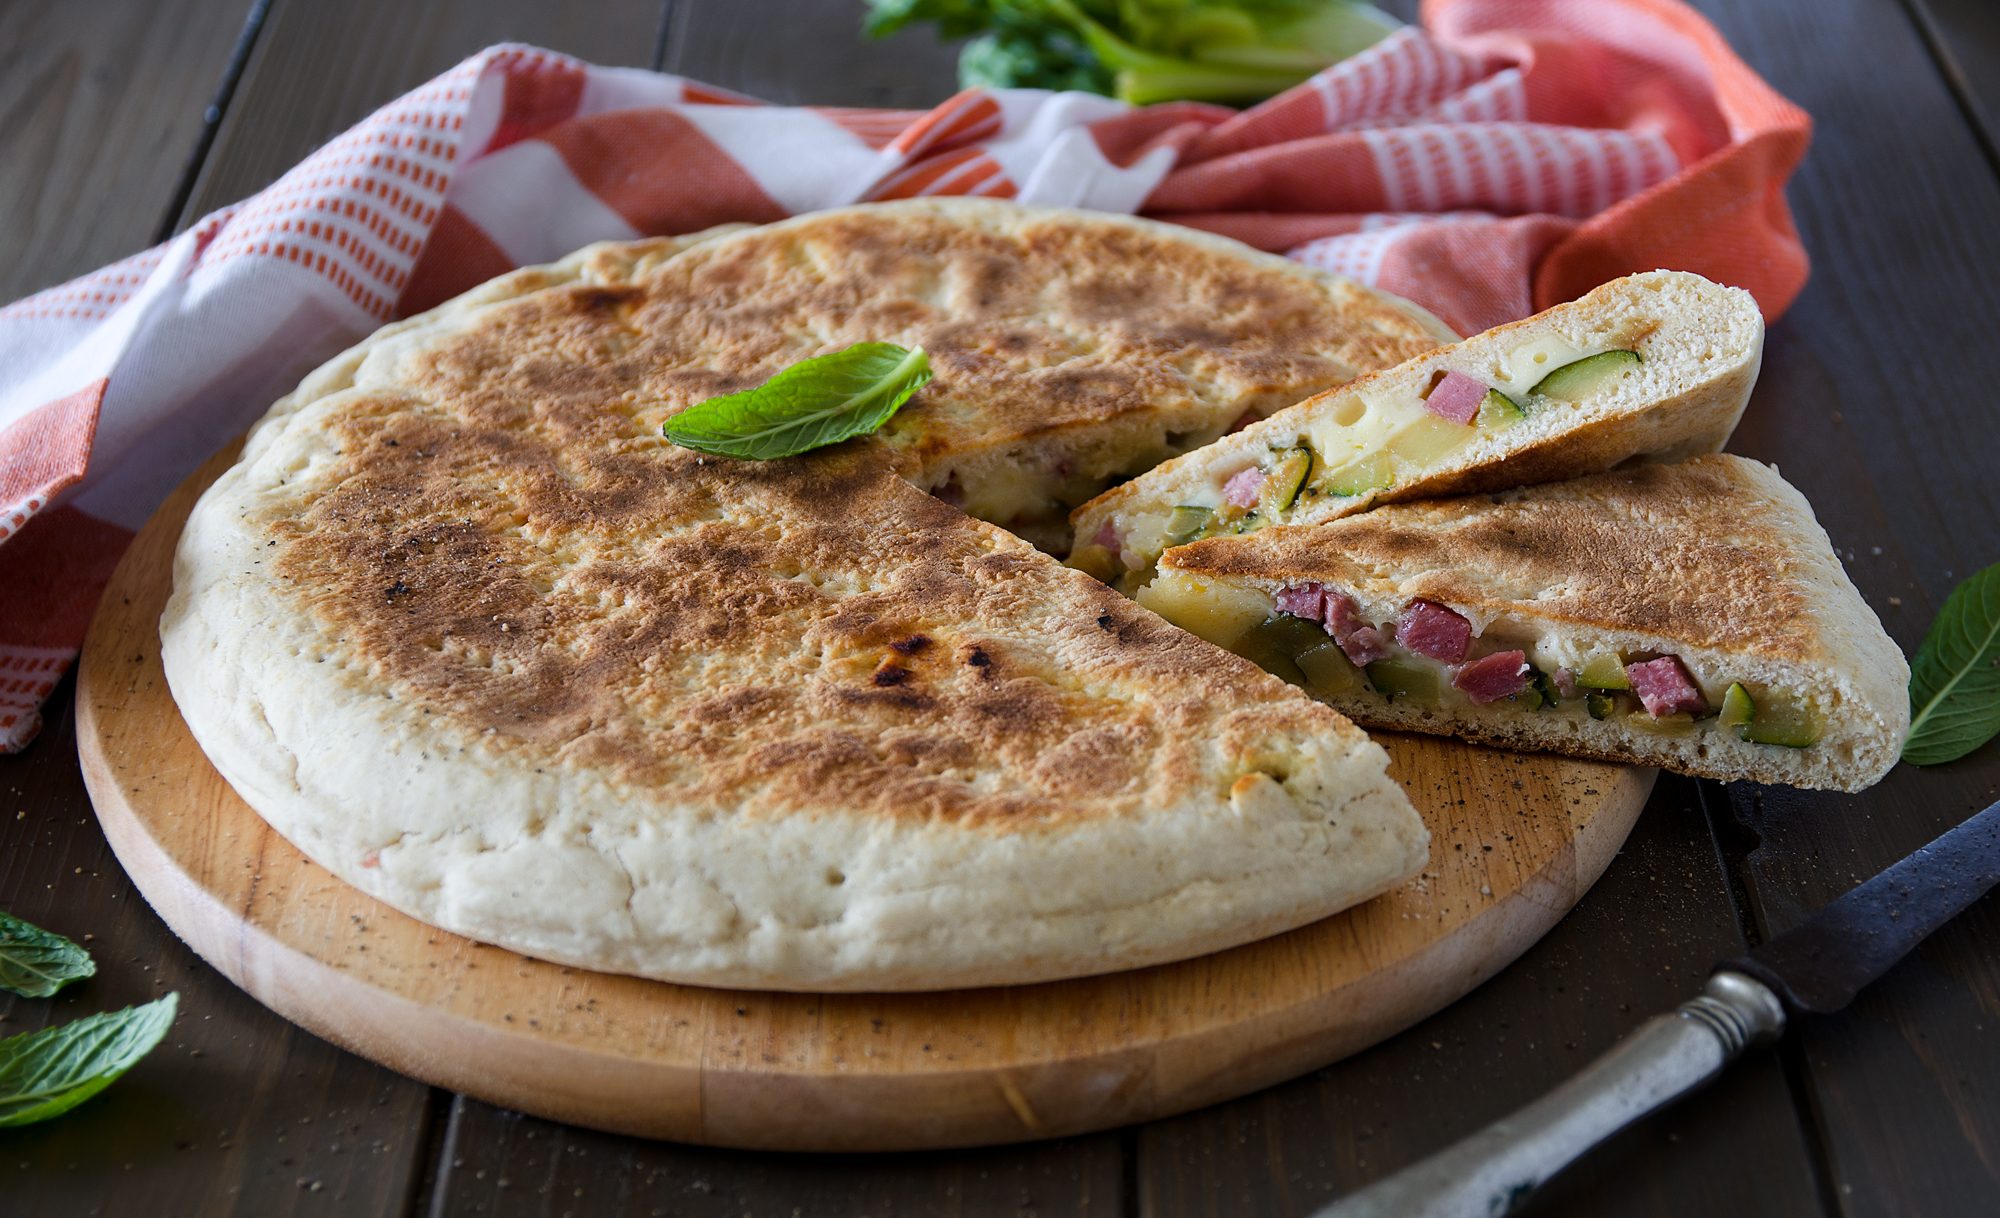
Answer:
1163, 505, 1213, 546
1626, 710, 1697, 736
1527, 349, 1641, 401
1576, 653, 1631, 690
1366, 658, 1441, 702
1477, 388, 1526, 426
1259, 447, 1314, 517
1318, 451, 1395, 498
1741, 695, 1821, 748
1297, 641, 1367, 697
1718, 683, 1756, 731
1519, 667, 1558, 710
1232, 615, 1330, 687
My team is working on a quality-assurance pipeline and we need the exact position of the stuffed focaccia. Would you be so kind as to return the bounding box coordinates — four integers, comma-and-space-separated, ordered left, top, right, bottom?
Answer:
1138, 456, 1909, 791
1072, 271, 1764, 593
161, 199, 1436, 992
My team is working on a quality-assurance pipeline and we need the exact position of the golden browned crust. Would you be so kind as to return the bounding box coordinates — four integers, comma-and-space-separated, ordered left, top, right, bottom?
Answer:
263, 402, 1365, 828
1164, 456, 1829, 658
226, 200, 1428, 832
391, 201, 1446, 487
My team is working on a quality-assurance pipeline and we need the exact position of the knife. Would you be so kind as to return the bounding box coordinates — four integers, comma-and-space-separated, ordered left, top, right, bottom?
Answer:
1314, 796, 2000, 1218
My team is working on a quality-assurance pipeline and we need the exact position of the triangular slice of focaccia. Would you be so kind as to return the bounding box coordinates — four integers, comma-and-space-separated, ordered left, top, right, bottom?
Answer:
162, 199, 1435, 992
1137, 456, 1909, 791
1071, 271, 1764, 594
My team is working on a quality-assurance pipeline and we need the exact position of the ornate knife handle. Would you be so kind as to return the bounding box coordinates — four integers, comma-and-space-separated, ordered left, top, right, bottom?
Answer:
1312, 972, 1786, 1218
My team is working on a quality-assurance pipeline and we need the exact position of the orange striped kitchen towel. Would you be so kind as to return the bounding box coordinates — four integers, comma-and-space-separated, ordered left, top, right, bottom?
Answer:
0, 0, 1806, 750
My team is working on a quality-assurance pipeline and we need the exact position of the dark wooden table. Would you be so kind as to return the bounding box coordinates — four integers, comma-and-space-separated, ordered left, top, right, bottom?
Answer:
4, 1, 1997, 1214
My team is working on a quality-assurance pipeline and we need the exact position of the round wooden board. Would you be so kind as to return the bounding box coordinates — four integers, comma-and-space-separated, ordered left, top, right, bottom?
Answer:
77, 442, 1656, 1152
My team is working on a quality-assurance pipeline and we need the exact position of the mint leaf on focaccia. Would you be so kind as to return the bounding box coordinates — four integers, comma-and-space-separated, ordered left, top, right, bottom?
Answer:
663, 343, 932, 460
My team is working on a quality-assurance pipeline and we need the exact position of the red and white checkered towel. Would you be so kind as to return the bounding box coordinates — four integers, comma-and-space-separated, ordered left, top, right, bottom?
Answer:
0, 0, 1807, 751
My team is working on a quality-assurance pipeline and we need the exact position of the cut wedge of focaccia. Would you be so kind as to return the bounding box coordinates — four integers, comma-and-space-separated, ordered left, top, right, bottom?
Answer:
1071, 271, 1764, 593
1137, 456, 1910, 791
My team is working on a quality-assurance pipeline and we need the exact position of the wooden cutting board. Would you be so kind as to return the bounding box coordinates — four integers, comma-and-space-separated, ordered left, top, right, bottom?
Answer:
76, 443, 1656, 1152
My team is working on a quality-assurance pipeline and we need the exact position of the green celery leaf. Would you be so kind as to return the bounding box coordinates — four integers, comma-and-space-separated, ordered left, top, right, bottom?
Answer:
961, 27, 1113, 91
0, 993, 179, 1127
0, 911, 96, 999
663, 343, 933, 461
1904, 561, 2000, 766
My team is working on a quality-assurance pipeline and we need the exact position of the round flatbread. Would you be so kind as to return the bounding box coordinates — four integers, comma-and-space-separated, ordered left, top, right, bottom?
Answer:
161, 200, 1434, 990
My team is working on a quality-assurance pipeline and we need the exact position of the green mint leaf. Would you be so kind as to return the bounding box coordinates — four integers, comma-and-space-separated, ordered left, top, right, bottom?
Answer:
0, 993, 178, 1127
664, 343, 932, 461
1904, 561, 2000, 766
0, 911, 96, 999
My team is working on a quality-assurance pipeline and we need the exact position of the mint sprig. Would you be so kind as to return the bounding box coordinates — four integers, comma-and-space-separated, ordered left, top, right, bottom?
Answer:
1904, 561, 2000, 766
664, 342, 932, 460
0, 911, 96, 999
0, 993, 179, 1127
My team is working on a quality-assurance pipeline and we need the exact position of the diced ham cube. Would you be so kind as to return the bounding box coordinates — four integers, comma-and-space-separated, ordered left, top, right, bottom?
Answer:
1626, 656, 1707, 717
1323, 590, 1367, 640
1274, 583, 1326, 621
1223, 467, 1266, 507
1313, 589, 1388, 664
1423, 370, 1488, 425
1551, 666, 1580, 699
1092, 518, 1123, 564
1453, 650, 1529, 703
1341, 626, 1391, 667
1399, 600, 1473, 663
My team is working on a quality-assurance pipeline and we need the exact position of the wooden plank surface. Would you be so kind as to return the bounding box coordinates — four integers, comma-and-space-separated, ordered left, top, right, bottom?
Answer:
172, 0, 669, 229
0, 0, 256, 301
1689, 0, 2000, 1214
1908, 0, 2000, 163
664, 0, 963, 106
423, 1093, 1125, 1218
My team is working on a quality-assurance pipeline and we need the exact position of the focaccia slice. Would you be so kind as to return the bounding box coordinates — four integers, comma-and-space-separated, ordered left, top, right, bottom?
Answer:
1137, 456, 1909, 791
1072, 271, 1763, 592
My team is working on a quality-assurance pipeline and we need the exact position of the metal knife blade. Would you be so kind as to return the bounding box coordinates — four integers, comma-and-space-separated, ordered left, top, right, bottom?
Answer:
1725, 796, 2000, 1013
